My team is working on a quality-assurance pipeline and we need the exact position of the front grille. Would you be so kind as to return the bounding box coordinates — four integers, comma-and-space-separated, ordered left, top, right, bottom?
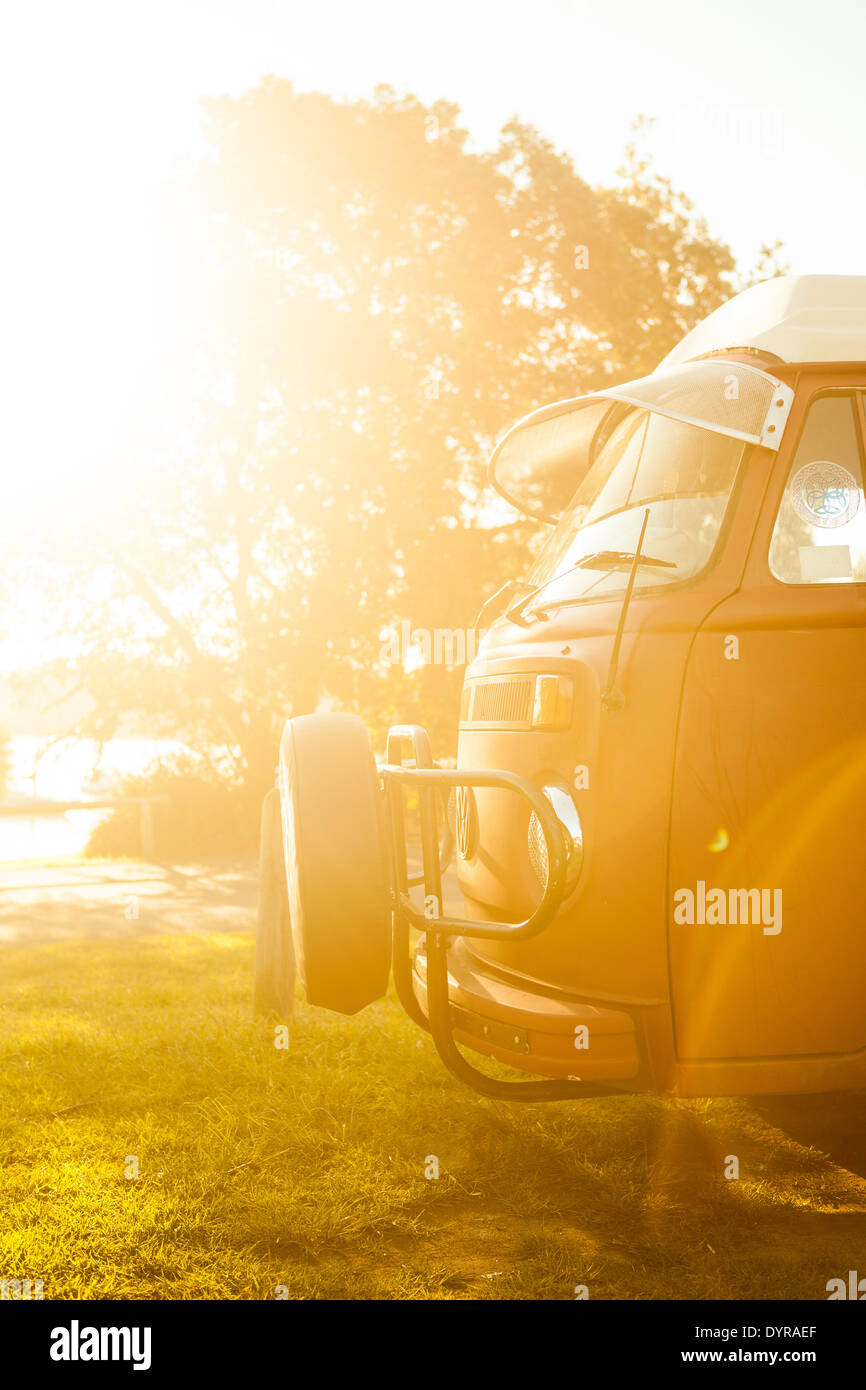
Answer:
462, 676, 534, 726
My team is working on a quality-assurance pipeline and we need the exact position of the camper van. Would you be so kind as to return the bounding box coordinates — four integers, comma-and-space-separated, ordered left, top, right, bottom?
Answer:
256, 274, 866, 1101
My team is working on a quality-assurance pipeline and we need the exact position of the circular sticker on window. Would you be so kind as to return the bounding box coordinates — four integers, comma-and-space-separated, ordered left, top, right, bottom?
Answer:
791, 461, 861, 529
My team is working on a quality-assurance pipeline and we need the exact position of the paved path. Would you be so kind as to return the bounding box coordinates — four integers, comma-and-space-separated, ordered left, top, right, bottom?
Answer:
0, 858, 463, 943
0, 860, 258, 943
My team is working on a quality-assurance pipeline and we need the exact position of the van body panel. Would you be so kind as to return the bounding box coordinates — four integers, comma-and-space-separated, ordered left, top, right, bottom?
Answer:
669, 372, 866, 1063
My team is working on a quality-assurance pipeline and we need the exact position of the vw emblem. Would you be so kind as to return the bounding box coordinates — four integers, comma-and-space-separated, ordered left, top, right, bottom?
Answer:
454, 785, 478, 860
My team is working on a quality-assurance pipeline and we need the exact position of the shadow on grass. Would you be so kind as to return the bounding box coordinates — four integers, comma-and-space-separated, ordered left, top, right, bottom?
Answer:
752, 1090, 866, 1181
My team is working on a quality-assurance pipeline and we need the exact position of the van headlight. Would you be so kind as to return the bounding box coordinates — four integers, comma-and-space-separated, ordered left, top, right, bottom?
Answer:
527, 783, 584, 891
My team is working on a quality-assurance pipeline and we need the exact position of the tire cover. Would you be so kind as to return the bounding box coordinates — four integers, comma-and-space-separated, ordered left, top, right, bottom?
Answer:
279, 713, 391, 1014
254, 786, 296, 1018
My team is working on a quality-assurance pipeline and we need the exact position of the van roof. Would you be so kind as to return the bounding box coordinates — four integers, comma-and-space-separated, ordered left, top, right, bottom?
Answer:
661, 275, 866, 369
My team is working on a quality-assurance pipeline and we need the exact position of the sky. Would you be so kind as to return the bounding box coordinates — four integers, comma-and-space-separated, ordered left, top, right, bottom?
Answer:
5, 0, 864, 270
1, 0, 864, 670
3, 0, 864, 442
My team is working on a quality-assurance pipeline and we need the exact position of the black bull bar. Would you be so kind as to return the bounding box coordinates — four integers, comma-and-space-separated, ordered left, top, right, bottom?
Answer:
383, 725, 626, 1101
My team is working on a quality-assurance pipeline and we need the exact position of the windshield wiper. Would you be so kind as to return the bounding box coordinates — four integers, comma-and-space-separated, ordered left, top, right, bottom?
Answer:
504, 568, 579, 627
505, 545, 677, 628
601, 510, 658, 711
506, 510, 666, 710
473, 579, 523, 633
573, 550, 677, 572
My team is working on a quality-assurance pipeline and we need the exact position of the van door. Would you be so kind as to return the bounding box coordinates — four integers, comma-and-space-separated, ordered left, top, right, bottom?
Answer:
670, 379, 866, 1063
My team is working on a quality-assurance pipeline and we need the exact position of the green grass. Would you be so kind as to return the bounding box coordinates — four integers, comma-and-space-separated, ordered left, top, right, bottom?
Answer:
1, 934, 865, 1300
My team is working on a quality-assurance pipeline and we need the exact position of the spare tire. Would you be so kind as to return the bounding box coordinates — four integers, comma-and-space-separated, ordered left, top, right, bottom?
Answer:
254, 786, 296, 1018
279, 713, 391, 1015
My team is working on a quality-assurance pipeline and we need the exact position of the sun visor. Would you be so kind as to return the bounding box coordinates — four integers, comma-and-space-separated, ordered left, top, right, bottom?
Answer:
488, 359, 794, 522
488, 396, 617, 523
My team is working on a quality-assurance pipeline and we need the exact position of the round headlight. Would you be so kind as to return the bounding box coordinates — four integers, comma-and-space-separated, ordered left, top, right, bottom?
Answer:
527, 785, 583, 891
527, 809, 550, 886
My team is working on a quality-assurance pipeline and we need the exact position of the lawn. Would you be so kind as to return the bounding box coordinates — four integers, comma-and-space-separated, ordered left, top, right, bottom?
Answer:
1, 931, 865, 1300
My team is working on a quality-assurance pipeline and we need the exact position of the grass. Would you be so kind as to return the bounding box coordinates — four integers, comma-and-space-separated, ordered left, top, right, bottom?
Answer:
1, 932, 865, 1300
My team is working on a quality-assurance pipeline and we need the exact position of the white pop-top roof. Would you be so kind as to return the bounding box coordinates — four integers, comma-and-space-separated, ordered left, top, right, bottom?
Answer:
661, 275, 866, 368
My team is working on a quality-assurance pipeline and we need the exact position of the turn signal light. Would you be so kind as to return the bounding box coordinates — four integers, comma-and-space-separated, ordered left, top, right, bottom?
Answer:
531, 674, 573, 730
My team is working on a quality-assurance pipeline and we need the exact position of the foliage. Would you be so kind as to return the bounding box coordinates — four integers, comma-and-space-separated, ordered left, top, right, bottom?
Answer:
18, 86, 764, 801
85, 753, 260, 860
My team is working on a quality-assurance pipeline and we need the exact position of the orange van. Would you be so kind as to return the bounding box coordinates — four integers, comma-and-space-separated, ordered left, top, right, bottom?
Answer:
256, 274, 866, 1101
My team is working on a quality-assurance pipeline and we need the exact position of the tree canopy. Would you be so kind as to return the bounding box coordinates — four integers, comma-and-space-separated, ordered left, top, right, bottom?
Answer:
13, 83, 782, 796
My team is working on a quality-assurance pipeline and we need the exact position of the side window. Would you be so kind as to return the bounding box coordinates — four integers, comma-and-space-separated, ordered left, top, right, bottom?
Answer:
769, 394, 866, 584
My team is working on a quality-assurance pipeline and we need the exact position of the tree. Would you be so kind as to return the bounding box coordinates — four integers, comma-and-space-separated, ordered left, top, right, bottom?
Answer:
13, 83, 766, 799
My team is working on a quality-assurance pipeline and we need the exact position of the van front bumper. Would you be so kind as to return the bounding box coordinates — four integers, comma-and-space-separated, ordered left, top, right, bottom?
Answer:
412, 937, 640, 1082
385, 722, 639, 1099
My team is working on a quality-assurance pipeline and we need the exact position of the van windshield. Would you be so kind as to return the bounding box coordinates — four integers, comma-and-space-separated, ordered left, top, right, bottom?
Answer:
524, 407, 746, 609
